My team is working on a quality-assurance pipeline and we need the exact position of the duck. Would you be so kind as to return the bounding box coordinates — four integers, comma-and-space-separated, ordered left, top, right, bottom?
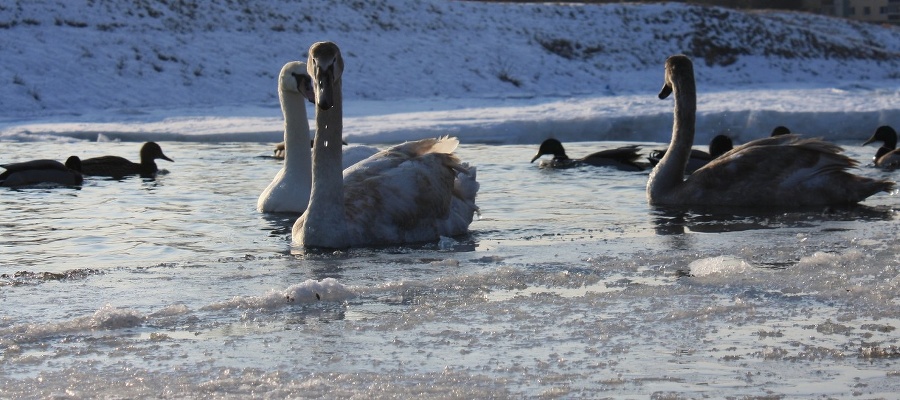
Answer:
292, 41, 479, 248
770, 126, 791, 136
530, 138, 645, 171
1, 156, 83, 187
862, 125, 900, 169
257, 61, 317, 213
80, 142, 173, 178
647, 134, 733, 174
647, 55, 893, 207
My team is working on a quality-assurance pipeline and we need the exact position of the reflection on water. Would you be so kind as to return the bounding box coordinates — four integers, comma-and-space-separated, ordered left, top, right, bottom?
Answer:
651, 203, 897, 235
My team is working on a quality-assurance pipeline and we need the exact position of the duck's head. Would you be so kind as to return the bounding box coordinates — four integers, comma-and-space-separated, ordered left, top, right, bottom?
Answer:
141, 142, 174, 162
531, 138, 568, 162
771, 126, 791, 136
708, 135, 733, 159
64, 156, 82, 172
280, 61, 315, 104
863, 125, 897, 148
307, 41, 343, 111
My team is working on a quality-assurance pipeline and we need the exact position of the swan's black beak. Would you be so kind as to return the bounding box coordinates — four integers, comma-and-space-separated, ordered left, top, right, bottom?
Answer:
658, 83, 673, 100
530, 153, 541, 163
315, 64, 335, 111
293, 72, 315, 104
862, 137, 877, 146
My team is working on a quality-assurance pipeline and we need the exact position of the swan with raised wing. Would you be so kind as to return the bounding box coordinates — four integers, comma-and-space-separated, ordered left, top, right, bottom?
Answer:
292, 41, 479, 248
647, 55, 893, 207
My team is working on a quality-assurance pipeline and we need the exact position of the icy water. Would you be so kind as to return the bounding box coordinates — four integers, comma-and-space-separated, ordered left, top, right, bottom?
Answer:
2, 140, 900, 398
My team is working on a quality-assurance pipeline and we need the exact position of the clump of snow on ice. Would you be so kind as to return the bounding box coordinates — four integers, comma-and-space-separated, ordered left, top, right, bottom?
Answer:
202, 278, 355, 311
284, 278, 355, 303
688, 256, 752, 277
88, 304, 145, 329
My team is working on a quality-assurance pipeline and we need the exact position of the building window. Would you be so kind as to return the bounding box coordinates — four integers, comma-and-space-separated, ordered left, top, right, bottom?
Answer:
864, 6, 871, 15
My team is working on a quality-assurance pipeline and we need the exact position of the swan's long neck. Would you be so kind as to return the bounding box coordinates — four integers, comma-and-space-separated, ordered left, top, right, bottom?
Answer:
281, 90, 312, 182
648, 73, 696, 200
305, 79, 349, 246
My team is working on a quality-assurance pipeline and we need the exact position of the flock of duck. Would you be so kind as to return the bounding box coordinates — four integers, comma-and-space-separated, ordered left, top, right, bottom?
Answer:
2, 46, 897, 248
0, 141, 173, 186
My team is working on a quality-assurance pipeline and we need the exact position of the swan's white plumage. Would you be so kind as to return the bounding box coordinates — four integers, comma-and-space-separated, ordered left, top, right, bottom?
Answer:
341, 144, 380, 168
257, 61, 315, 213
648, 55, 893, 207
292, 42, 478, 248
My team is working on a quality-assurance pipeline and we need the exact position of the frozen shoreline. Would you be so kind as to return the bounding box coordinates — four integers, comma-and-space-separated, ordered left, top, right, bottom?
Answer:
2, 84, 899, 146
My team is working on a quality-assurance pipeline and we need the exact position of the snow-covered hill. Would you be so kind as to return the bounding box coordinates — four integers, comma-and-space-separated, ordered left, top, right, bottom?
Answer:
2, 0, 898, 117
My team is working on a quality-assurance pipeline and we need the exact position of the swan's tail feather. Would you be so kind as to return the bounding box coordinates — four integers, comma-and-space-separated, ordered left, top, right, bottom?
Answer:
431, 136, 460, 154
392, 136, 459, 158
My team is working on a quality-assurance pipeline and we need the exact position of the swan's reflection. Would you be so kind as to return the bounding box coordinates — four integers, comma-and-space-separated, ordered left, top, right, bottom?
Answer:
651, 203, 896, 236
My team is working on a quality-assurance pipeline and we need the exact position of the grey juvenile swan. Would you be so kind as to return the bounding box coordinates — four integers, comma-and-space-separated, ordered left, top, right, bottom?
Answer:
292, 41, 479, 248
647, 55, 893, 207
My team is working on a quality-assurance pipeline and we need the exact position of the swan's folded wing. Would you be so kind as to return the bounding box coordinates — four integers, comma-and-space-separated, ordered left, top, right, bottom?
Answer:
340, 139, 462, 244
690, 138, 891, 205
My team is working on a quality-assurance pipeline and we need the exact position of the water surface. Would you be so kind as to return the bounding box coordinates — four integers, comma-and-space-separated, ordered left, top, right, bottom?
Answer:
2, 140, 899, 398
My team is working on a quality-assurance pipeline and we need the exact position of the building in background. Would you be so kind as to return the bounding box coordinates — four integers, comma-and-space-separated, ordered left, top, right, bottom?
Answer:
489, 1, 900, 24
813, 0, 900, 24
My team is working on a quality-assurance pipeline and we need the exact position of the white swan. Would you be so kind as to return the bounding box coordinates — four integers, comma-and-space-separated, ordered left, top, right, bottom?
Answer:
648, 55, 893, 207
258, 62, 382, 213
257, 62, 317, 213
292, 41, 479, 248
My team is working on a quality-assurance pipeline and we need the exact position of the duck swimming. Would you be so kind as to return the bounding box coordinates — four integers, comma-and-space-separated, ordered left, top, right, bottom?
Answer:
862, 125, 900, 169
80, 142, 173, 178
647, 55, 893, 207
292, 41, 479, 248
771, 126, 791, 136
1, 156, 83, 187
530, 138, 645, 171
647, 134, 733, 174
